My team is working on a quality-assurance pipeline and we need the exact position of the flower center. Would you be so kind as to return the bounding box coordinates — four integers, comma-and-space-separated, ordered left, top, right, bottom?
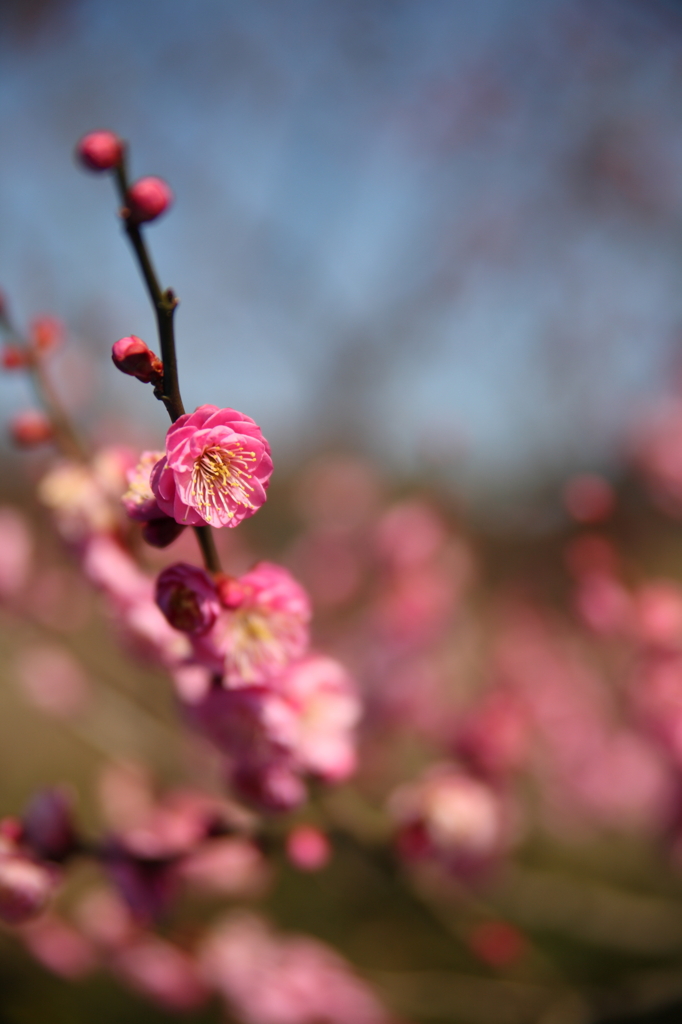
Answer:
190, 444, 258, 523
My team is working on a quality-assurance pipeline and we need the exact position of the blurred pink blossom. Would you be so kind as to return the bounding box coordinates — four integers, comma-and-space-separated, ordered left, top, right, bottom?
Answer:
0, 850, 57, 925
112, 936, 207, 1011
122, 449, 166, 521
14, 644, 90, 717
179, 837, 270, 897
0, 506, 32, 599
200, 912, 392, 1024
20, 915, 96, 978
389, 765, 508, 873
278, 655, 361, 783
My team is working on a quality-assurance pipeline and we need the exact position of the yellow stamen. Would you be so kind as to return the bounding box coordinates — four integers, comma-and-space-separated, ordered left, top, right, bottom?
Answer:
190, 444, 258, 524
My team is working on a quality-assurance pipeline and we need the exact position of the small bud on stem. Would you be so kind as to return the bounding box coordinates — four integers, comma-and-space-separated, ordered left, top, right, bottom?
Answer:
112, 336, 163, 385
10, 410, 54, 447
124, 177, 173, 225
77, 131, 124, 172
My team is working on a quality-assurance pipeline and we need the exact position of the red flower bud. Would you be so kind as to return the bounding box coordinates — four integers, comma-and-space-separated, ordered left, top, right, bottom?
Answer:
9, 410, 54, 447
30, 315, 64, 353
286, 825, 331, 872
141, 517, 186, 549
1, 345, 29, 370
0, 818, 23, 844
215, 574, 246, 610
125, 177, 173, 224
112, 336, 163, 385
76, 131, 124, 172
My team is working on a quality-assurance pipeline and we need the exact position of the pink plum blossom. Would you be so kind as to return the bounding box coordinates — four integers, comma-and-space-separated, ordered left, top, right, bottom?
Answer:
199, 912, 392, 1024
38, 446, 135, 541
179, 837, 270, 898
187, 653, 360, 807
0, 850, 57, 925
151, 404, 273, 528
112, 936, 207, 1010
195, 562, 311, 687
15, 645, 90, 718
0, 507, 32, 599
20, 915, 97, 979
83, 536, 191, 668
187, 685, 303, 810
74, 887, 135, 952
278, 655, 361, 783
389, 766, 507, 873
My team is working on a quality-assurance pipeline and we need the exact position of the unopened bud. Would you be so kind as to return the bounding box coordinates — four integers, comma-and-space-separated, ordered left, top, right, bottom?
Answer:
156, 563, 221, 635
30, 315, 64, 354
112, 336, 163, 385
124, 177, 173, 224
0, 818, 23, 845
141, 517, 186, 548
215, 575, 245, 610
1, 345, 29, 370
76, 131, 124, 171
286, 825, 331, 871
10, 410, 54, 447
23, 788, 77, 863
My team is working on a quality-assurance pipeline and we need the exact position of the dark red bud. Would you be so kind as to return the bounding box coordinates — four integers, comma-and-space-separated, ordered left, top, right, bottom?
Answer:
77, 131, 124, 171
124, 177, 173, 224
1, 345, 29, 370
9, 410, 54, 447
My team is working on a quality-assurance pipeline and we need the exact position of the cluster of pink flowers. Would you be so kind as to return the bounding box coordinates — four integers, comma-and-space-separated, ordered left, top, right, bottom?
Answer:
148, 556, 359, 809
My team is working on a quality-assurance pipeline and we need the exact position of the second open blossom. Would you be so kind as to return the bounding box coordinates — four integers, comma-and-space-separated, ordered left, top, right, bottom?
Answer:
151, 405, 273, 528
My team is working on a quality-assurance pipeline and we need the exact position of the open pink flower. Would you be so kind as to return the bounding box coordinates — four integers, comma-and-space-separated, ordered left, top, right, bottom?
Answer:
200, 912, 391, 1024
389, 766, 507, 874
187, 685, 304, 811
151, 405, 273, 528
195, 562, 311, 687
279, 656, 361, 783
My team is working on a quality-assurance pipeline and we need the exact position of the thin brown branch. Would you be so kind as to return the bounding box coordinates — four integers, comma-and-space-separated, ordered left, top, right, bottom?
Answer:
111, 150, 223, 574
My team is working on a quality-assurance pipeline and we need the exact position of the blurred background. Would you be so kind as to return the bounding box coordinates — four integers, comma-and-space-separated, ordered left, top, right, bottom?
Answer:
4, 0, 682, 513
6, 2, 682, 1023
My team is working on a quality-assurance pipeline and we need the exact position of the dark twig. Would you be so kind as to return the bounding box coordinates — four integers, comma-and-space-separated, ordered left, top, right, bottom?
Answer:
112, 150, 222, 575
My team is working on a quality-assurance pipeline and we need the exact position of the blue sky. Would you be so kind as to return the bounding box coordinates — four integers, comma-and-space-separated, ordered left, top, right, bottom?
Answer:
2, 0, 682, 498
